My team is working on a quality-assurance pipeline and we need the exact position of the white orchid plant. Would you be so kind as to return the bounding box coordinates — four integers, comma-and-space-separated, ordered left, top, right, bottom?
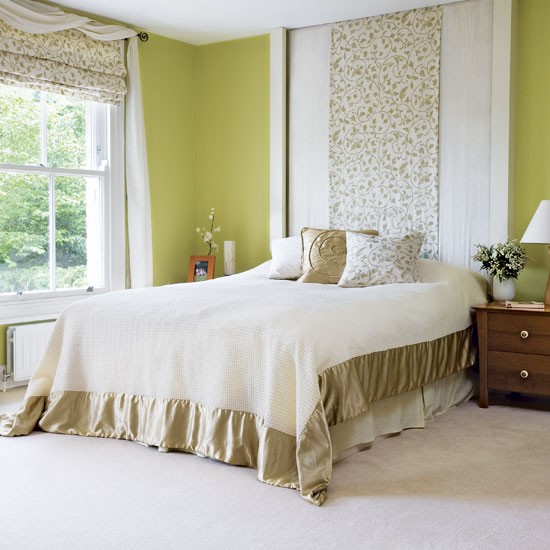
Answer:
196, 207, 221, 255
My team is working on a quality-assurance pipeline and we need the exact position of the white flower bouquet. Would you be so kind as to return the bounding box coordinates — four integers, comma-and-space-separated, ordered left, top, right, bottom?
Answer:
196, 207, 221, 255
472, 240, 530, 282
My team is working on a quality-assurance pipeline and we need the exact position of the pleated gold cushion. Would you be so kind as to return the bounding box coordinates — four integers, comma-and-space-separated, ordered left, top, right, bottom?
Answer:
299, 227, 378, 284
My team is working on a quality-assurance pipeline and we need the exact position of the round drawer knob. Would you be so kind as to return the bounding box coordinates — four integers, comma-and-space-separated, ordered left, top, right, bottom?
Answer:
520, 330, 529, 339
520, 370, 529, 379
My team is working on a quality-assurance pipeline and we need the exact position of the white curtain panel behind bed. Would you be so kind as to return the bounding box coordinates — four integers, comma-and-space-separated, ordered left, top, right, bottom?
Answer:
438, 0, 492, 269
288, 26, 331, 232
288, 0, 493, 270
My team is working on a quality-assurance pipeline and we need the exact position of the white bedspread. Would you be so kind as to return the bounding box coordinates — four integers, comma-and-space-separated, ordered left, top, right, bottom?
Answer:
28, 259, 487, 438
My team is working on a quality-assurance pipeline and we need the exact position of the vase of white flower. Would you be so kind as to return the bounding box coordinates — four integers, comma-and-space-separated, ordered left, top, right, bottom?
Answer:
472, 240, 531, 302
492, 276, 516, 301
196, 207, 221, 255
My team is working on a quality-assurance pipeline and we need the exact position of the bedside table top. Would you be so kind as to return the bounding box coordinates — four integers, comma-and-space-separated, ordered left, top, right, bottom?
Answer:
473, 302, 550, 314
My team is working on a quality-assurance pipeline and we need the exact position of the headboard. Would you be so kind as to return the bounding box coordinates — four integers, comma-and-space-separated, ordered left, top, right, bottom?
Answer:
276, 0, 513, 271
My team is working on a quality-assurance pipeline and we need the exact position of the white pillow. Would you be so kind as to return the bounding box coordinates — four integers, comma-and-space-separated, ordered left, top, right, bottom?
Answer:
338, 232, 424, 288
268, 236, 303, 280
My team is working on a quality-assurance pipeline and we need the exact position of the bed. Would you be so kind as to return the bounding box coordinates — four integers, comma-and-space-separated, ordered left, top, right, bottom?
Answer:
0, 249, 487, 505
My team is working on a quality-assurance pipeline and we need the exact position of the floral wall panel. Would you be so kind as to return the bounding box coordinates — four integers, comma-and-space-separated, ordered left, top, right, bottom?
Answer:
328, 7, 442, 258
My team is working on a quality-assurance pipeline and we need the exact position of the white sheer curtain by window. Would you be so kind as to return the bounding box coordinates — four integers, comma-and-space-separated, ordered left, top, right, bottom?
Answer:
0, 0, 133, 38
125, 37, 153, 288
0, 0, 153, 287
288, 0, 493, 269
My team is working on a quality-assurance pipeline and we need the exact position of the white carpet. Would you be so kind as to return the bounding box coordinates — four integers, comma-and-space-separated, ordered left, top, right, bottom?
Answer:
1, 388, 550, 550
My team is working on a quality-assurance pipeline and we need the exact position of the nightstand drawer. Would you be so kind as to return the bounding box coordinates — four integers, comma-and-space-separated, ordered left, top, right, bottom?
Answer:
488, 351, 550, 396
488, 312, 550, 355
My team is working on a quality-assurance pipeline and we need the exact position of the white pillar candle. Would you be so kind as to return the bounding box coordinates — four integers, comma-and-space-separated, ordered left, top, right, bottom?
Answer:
224, 241, 236, 275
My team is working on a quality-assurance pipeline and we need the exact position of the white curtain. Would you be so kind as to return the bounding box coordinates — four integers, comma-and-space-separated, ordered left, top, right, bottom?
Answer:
287, 25, 331, 235
125, 37, 153, 288
0, 0, 134, 38
287, 0, 493, 269
438, 0, 492, 269
0, 0, 153, 287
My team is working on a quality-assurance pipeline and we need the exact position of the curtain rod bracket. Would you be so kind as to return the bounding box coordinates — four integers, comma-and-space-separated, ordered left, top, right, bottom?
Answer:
138, 31, 149, 42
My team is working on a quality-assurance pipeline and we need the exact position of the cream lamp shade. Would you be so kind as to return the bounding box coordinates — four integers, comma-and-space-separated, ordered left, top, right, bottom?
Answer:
521, 199, 550, 305
521, 200, 550, 244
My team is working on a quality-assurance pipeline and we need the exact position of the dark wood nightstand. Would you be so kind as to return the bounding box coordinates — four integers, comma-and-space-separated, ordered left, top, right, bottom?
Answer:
473, 302, 550, 407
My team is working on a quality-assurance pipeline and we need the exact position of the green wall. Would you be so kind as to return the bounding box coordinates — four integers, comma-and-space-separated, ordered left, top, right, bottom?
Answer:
514, 0, 550, 300
196, 35, 271, 277
139, 33, 270, 282
139, 35, 197, 286
130, 9, 550, 295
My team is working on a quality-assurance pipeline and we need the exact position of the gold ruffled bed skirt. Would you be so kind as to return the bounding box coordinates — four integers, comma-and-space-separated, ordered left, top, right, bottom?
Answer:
0, 327, 475, 505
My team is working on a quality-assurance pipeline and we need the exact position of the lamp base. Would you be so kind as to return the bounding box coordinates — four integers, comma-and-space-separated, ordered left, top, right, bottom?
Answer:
546, 246, 550, 306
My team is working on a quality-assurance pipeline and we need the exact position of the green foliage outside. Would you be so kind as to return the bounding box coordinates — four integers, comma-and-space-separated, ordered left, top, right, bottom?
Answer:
0, 84, 89, 293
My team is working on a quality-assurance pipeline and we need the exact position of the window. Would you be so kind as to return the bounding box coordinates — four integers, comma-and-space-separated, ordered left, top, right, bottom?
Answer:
0, 83, 124, 318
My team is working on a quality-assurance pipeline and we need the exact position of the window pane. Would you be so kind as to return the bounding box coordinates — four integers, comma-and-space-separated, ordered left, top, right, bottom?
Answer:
0, 172, 50, 293
47, 93, 87, 169
1, 84, 109, 299
0, 84, 41, 165
55, 176, 103, 290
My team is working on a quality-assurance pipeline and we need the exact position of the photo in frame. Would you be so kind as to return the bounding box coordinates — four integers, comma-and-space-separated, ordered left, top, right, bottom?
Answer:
188, 255, 215, 282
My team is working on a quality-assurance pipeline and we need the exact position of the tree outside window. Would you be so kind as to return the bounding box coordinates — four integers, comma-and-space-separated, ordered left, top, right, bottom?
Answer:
0, 84, 105, 296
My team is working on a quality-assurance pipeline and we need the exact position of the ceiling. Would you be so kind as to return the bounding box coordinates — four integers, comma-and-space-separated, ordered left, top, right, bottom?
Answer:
52, 0, 462, 45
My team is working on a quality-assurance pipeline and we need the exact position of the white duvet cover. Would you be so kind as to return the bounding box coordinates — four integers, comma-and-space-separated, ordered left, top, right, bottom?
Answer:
5, 259, 487, 503
29, 259, 486, 436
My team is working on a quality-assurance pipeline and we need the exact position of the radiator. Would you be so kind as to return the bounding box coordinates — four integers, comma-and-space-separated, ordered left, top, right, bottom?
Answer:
6, 322, 56, 385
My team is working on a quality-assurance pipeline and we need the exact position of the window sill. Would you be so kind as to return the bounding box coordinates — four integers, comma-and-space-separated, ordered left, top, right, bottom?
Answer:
0, 293, 97, 325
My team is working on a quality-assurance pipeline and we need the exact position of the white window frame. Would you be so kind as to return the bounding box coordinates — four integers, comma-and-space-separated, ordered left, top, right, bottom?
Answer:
0, 96, 125, 324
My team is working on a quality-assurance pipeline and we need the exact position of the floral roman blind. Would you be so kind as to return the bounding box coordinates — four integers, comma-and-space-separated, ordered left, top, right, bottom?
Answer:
328, 7, 442, 259
0, 19, 126, 104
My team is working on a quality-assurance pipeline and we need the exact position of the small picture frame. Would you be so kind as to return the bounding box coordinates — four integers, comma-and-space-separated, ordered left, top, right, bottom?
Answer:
188, 255, 215, 282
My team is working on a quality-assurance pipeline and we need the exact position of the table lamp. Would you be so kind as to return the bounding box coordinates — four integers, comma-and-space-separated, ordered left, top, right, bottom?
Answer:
521, 199, 550, 305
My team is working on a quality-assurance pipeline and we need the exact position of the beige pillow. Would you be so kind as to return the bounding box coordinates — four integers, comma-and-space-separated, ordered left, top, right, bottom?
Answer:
299, 227, 378, 284
338, 231, 424, 288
